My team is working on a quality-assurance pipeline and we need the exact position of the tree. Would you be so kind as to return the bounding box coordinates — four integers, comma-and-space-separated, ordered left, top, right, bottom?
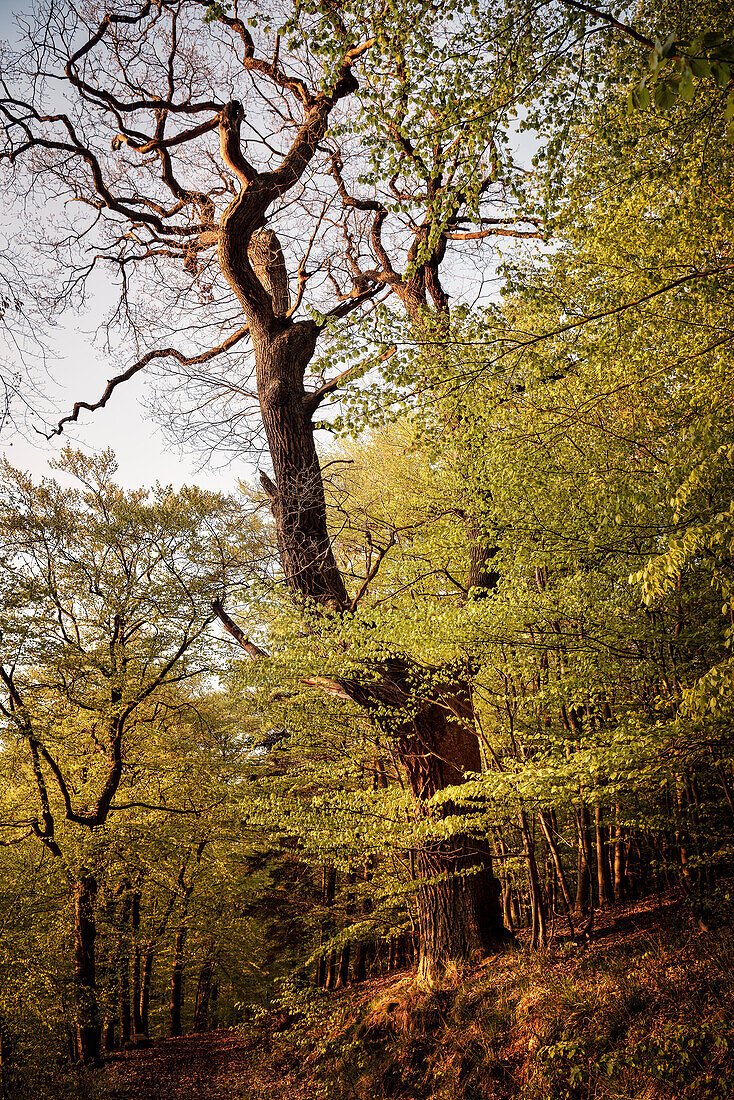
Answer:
0, 0, 562, 982
0, 448, 253, 1061
383, 0, 734, 938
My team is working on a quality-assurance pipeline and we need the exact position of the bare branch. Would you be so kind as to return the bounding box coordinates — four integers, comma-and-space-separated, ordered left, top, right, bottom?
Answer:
212, 598, 270, 659
45, 327, 251, 438
304, 344, 396, 416
558, 0, 655, 50
349, 532, 396, 611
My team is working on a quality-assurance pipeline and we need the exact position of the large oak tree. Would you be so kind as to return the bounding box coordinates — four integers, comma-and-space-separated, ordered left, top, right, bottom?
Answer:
0, 0, 573, 982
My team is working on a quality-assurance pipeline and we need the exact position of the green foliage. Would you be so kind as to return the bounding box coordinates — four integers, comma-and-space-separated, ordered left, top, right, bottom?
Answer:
629, 27, 734, 138
246, 927, 734, 1099
3, 0, 734, 1088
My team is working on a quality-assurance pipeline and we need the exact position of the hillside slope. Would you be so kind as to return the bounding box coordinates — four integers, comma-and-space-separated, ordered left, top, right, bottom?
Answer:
98, 893, 734, 1100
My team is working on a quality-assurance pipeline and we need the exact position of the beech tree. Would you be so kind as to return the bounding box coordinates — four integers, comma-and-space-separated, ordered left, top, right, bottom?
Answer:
0, 448, 252, 1061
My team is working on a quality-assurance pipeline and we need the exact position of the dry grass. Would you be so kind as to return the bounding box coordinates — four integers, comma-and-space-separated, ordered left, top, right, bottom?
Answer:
260, 893, 734, 1100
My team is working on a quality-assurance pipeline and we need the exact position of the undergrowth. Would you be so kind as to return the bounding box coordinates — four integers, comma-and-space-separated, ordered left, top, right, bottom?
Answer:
254, 921, 734, 1100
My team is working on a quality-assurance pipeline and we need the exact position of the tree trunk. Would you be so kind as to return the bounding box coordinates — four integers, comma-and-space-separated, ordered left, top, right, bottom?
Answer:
169, 927, 186, 1037
336, 941, 351, 988
594, 803, 614, 908
139, 949, 153, 1038
193, 954, 215, 1032
613, 803, 626, 904
131, 888, 143, 1036
324, 950, 339, 991
210, 983, 219, 1030
390, 689, 507, 984
574, 804, 593, 919
253, 326, 348, 609
315, 865, 337, 988
120, 950, 132, 1046
351, 940, 367, 984
538, 811, 574, 934
518, 810, 547, 949
73, 872, 100, 1064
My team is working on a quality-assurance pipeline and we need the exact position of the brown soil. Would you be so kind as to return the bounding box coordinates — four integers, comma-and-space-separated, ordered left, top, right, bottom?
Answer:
103, 1031, 264, 1100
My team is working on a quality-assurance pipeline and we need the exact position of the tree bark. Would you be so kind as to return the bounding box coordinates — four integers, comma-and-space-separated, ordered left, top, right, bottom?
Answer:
139, 949, 154, 1038
131, 888, 143, 1036
387, 684, 507, 983
538, 811, 574, 934
575, 804, 593, 917
120, 898, 132, 1047
193, 952, 215, 1032
594, 802, 614, 908
216, 109, 508, 983
254, 329, 348, 609
170, 927, 186, 1037
494, 830, 516, 932
518, 810, 547, 949
613, 803, 627, 903
73, 872, 100, 1064
336, 941, 351, 988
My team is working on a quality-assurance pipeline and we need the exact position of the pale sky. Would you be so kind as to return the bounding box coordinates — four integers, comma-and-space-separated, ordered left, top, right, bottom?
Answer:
0, 0, 257, 493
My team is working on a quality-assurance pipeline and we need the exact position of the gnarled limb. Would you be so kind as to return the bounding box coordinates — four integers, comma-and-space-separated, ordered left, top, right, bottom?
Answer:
45, 327, 250, 438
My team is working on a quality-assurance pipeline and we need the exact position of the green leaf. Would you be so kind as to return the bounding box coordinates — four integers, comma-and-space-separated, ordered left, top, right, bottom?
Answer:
654, 81, 678, 110
679, 67, 695, 102
711, 62, 731, 89
689, 57, 711, 78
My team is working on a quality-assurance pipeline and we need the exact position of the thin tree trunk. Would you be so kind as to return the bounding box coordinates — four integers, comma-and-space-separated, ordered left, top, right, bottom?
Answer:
351, 940, 367, 984
100, 886, 124, 1052
519, 810, 547, 949
315, 866, 337, 988
139, 950, 153, 1038
324, 950, 339, 991
575, 803, 594, 933
120, 950, 132, 1046
193, 953, 215, 1033
336, 941, 351, 988
594, 802, 614, 908
538, 811, 574, 934
210, 983, 219, 1030
131, 888, 143, 1036
613, 803, 626, 903
495, 831, 515, 933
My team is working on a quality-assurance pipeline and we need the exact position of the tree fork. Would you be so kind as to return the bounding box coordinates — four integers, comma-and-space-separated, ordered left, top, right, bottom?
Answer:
213, 88, 508, 983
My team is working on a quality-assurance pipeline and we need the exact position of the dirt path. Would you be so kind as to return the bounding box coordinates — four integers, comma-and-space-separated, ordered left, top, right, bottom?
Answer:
103, 1031, 265, 1100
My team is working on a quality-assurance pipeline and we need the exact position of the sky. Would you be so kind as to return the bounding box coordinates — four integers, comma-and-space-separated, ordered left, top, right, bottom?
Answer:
0, 0, 538, 494
0, 0, 255, 494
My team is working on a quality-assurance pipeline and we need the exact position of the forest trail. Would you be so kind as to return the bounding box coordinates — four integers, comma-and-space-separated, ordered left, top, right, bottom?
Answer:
103, 1032, 267, 1100
100, 894, 691, 1100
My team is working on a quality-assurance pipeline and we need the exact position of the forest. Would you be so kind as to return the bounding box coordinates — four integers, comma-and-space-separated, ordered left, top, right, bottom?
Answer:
0, 0, 733, 1097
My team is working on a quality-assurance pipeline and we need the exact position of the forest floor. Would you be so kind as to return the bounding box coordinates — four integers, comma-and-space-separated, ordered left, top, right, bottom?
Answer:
103, 1032, 261, 1100
98, 890, 734, 1100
